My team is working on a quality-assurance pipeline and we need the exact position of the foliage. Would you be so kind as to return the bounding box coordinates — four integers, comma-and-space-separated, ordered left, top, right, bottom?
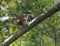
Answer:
0, 0, 60, 46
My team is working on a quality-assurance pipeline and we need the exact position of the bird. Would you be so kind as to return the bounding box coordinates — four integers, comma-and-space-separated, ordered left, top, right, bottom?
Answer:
11, 13, 33, 26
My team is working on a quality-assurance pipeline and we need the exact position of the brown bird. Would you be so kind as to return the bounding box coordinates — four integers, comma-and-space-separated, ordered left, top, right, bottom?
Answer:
11, 14, 33, 26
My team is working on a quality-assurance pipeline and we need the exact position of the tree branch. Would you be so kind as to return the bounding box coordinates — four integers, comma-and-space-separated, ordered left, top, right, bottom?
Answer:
0, 3, 60, 46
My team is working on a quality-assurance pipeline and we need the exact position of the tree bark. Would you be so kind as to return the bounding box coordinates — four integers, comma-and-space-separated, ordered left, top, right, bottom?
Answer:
0, 3, 60, 46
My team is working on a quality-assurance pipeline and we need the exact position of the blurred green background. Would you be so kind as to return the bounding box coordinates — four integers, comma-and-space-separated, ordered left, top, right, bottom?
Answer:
0, 0, 60, 46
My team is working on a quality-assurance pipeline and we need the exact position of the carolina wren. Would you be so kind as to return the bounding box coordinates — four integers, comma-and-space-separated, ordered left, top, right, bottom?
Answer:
11, 14, 33, 26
